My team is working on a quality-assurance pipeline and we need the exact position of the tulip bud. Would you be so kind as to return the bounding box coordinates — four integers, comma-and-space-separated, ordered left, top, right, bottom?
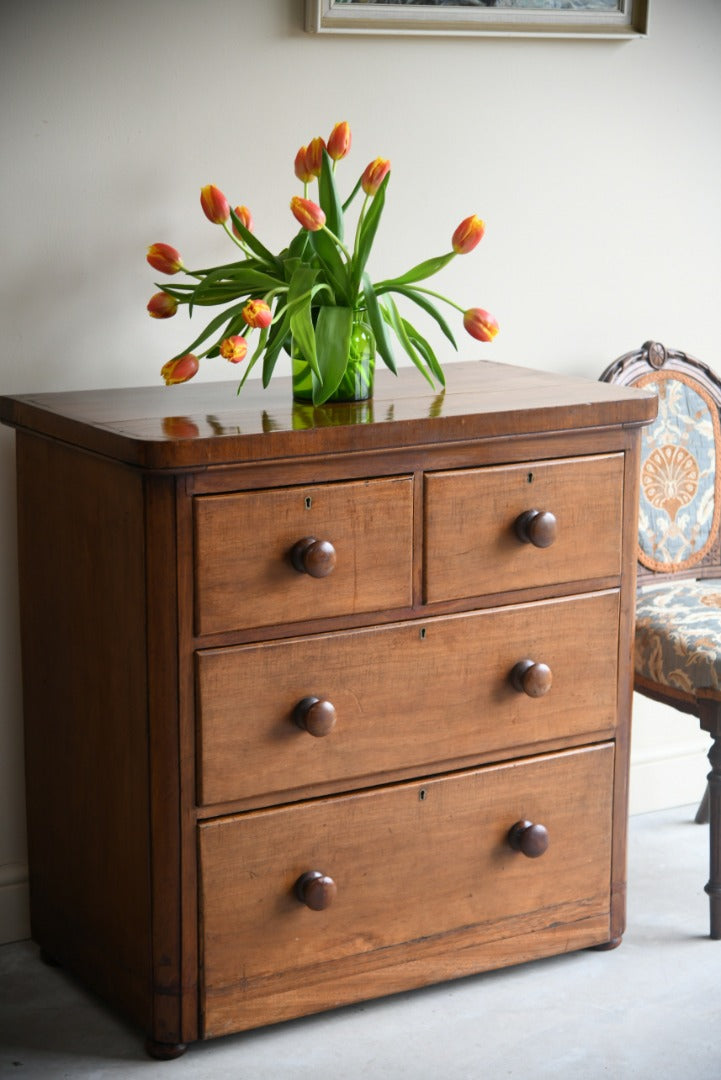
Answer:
290, 196, 326, 232
147, 242, 183, 275
361, 157, 391, 196
242, 299, 272, 329
161, 353, 199, 385
305, 137, 326, 178
452, 215, 486, 255
463, 308, 499, 343
294, 145, 313, 184
147, 291, 178, 319
327, 121, 351, 161
200, 184, 230, 225
219, 335, 248, 364
232, 205, 254, 237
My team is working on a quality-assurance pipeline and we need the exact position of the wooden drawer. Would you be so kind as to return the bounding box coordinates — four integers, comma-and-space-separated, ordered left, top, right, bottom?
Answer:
194, 476, 413, 635
424, 454, 625, 603
196, 590, 619, 807
199, 743, 614, 1036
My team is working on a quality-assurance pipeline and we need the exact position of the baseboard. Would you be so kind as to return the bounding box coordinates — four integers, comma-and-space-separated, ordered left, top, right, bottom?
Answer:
0, 863, 30, 945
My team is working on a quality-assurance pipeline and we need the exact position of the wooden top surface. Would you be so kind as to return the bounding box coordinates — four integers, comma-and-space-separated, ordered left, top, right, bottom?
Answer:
0, 360, 656, 471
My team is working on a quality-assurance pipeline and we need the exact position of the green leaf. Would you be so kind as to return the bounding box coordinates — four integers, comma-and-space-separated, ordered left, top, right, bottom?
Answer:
362, 274, 396, 374
229, 207, 283, 271
318, 149, 344, 242
383, 285, 457, 349
382, 296, 437, 389
287, 266, 321, 379
262, 306, 292, 387
313, 306, 354, 405
309, 228, 351, 304
351, 172, 389, 295
172, 300, 248, 360
374, 251, 455, 292
401, 317, 445, 386
236, 327, 269, 394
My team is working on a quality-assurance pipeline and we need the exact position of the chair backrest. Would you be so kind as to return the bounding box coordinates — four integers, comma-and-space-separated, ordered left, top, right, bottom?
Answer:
601, 341, 721, 584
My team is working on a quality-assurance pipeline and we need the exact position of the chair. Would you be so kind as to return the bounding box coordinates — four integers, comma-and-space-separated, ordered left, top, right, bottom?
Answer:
601, 340, 721, 939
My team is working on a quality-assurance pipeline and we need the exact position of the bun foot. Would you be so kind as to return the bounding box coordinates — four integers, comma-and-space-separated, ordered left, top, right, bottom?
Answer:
590, 936, 622, 951
145, 1039, 188, 1060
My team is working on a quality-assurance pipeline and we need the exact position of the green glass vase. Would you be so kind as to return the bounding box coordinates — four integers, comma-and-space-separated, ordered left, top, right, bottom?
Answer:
292, 316, 376, 403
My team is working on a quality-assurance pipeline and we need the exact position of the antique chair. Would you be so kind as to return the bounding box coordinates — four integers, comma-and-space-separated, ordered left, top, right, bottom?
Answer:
601, 341, 721, 939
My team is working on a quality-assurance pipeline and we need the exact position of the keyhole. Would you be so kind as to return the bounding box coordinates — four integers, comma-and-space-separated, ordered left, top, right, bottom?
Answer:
419, 627, 427, 640
527, 472, 534, 483
305, 496, 312, 510
419, 789, 427, 801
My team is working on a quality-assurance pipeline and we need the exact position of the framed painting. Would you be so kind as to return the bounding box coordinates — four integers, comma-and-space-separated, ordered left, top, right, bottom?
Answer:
305, 1, 649, 38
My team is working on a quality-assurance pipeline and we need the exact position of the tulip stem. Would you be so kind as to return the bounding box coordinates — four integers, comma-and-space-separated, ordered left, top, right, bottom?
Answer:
407, 285, 464, 313
222, 221, 253, 257
321, 224, 353, 263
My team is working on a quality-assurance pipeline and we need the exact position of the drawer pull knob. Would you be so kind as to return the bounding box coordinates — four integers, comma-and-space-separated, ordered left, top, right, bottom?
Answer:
290, 537, 337, 578
508, 820, 550, 858
514, 509, 557, 548
293, 696, 337, 737
510, 659, 553, 698
295, 870, 337, 910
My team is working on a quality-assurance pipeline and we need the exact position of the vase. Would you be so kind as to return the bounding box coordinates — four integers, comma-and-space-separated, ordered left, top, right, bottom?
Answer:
292, 316, 376, 403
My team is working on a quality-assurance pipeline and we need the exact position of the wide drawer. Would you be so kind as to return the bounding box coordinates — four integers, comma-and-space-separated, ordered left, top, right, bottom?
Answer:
424, 453, 625, 603
199, 743, 614, 1036
194, 476, 413, 635
196, 590, 619, 807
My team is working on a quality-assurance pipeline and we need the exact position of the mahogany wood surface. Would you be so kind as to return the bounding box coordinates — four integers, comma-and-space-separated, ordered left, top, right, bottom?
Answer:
0, 360, 655, 1053
198, 745, 613, 1036
196, 591, 620, 808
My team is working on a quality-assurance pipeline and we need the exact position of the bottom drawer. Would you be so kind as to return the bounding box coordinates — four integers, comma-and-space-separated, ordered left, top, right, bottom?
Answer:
199, 743, 615, 1037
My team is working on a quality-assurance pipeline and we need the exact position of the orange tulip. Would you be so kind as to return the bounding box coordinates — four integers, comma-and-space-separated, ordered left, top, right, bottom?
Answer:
200, 184, 230, 224
147, 242, 183, 275
452, 215, 486, 255
361, 157, 391, 196
242, 299, 272, 329
219, 335, 248, 364
327, 121, 351, 161
305, 137, 326, 178
161, 353, 199, 385
147, 291, 178, 319
232, 204, 254, 236
294, 145, 313, 184
463, 308, 499, 342
290, 196, 326, 232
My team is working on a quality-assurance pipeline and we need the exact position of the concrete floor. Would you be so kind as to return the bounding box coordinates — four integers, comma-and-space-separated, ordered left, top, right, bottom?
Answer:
0, 805, 717, 1079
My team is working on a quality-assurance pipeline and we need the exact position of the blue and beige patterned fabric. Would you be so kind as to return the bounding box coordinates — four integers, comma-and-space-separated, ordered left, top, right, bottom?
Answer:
636, 371, 721, 572
636, 579, 721, 700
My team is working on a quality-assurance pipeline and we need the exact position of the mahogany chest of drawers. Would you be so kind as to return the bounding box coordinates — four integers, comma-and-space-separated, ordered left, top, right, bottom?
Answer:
0, 360, 655, 1057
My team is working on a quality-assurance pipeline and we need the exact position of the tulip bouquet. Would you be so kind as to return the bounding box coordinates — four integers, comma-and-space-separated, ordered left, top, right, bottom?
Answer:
147, 121, 499, 405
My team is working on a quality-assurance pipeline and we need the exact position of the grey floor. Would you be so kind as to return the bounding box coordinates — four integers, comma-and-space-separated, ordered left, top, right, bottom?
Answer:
0, 805, 718, 1079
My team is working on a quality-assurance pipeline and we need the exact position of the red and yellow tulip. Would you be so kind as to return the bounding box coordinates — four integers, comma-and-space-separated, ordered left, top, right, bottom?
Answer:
290, 196, 326, 232
452, 215, 485, 255
160, 353, 199, 385
200, 184, 230, 225
146, 243, 183, 275
219, 335, 248, 363
463, 308, 499, 342
147, 291, 178, 319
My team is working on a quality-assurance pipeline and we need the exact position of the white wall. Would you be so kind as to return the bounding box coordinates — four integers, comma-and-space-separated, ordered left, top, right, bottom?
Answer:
1, 0, 719, 943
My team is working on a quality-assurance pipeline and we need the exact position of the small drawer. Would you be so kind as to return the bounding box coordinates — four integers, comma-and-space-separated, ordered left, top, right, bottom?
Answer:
199, 743, 614, 1036
194, 476, 413, 635
424, 454, 625, 603
196, 590, 619, 806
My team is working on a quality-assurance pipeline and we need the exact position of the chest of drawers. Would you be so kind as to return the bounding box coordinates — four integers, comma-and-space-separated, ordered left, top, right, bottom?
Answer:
0, 360, 655, 1057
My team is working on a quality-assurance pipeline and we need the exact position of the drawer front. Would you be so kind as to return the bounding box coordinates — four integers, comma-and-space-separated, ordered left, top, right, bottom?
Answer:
196, 590, 619, 806
425, 454, 625, 603
194, 476, 413, 635
199, 744, 614, 1035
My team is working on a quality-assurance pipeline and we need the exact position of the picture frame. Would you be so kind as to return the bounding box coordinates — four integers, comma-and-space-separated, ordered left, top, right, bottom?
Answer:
304, 1, 649, 39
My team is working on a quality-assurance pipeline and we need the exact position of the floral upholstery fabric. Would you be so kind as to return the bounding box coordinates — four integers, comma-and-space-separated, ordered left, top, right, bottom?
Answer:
635, 371, 720, 572
636, 579, 721, 699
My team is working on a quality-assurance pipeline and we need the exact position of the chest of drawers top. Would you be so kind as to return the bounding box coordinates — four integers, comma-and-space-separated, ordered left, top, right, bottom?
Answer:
0, 359, 655, 471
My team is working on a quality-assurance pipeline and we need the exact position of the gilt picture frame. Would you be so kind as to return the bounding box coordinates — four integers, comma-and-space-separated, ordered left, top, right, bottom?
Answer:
305, 1, 649, 39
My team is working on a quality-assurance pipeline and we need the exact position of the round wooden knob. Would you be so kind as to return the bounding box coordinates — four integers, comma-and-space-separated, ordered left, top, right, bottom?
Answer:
514, 509, 557, 548
293, 696, 337, 737
290, 537, 337, 578
510, 659, 553, 698
508, 820, 549, 858
294, 870, 337, 910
